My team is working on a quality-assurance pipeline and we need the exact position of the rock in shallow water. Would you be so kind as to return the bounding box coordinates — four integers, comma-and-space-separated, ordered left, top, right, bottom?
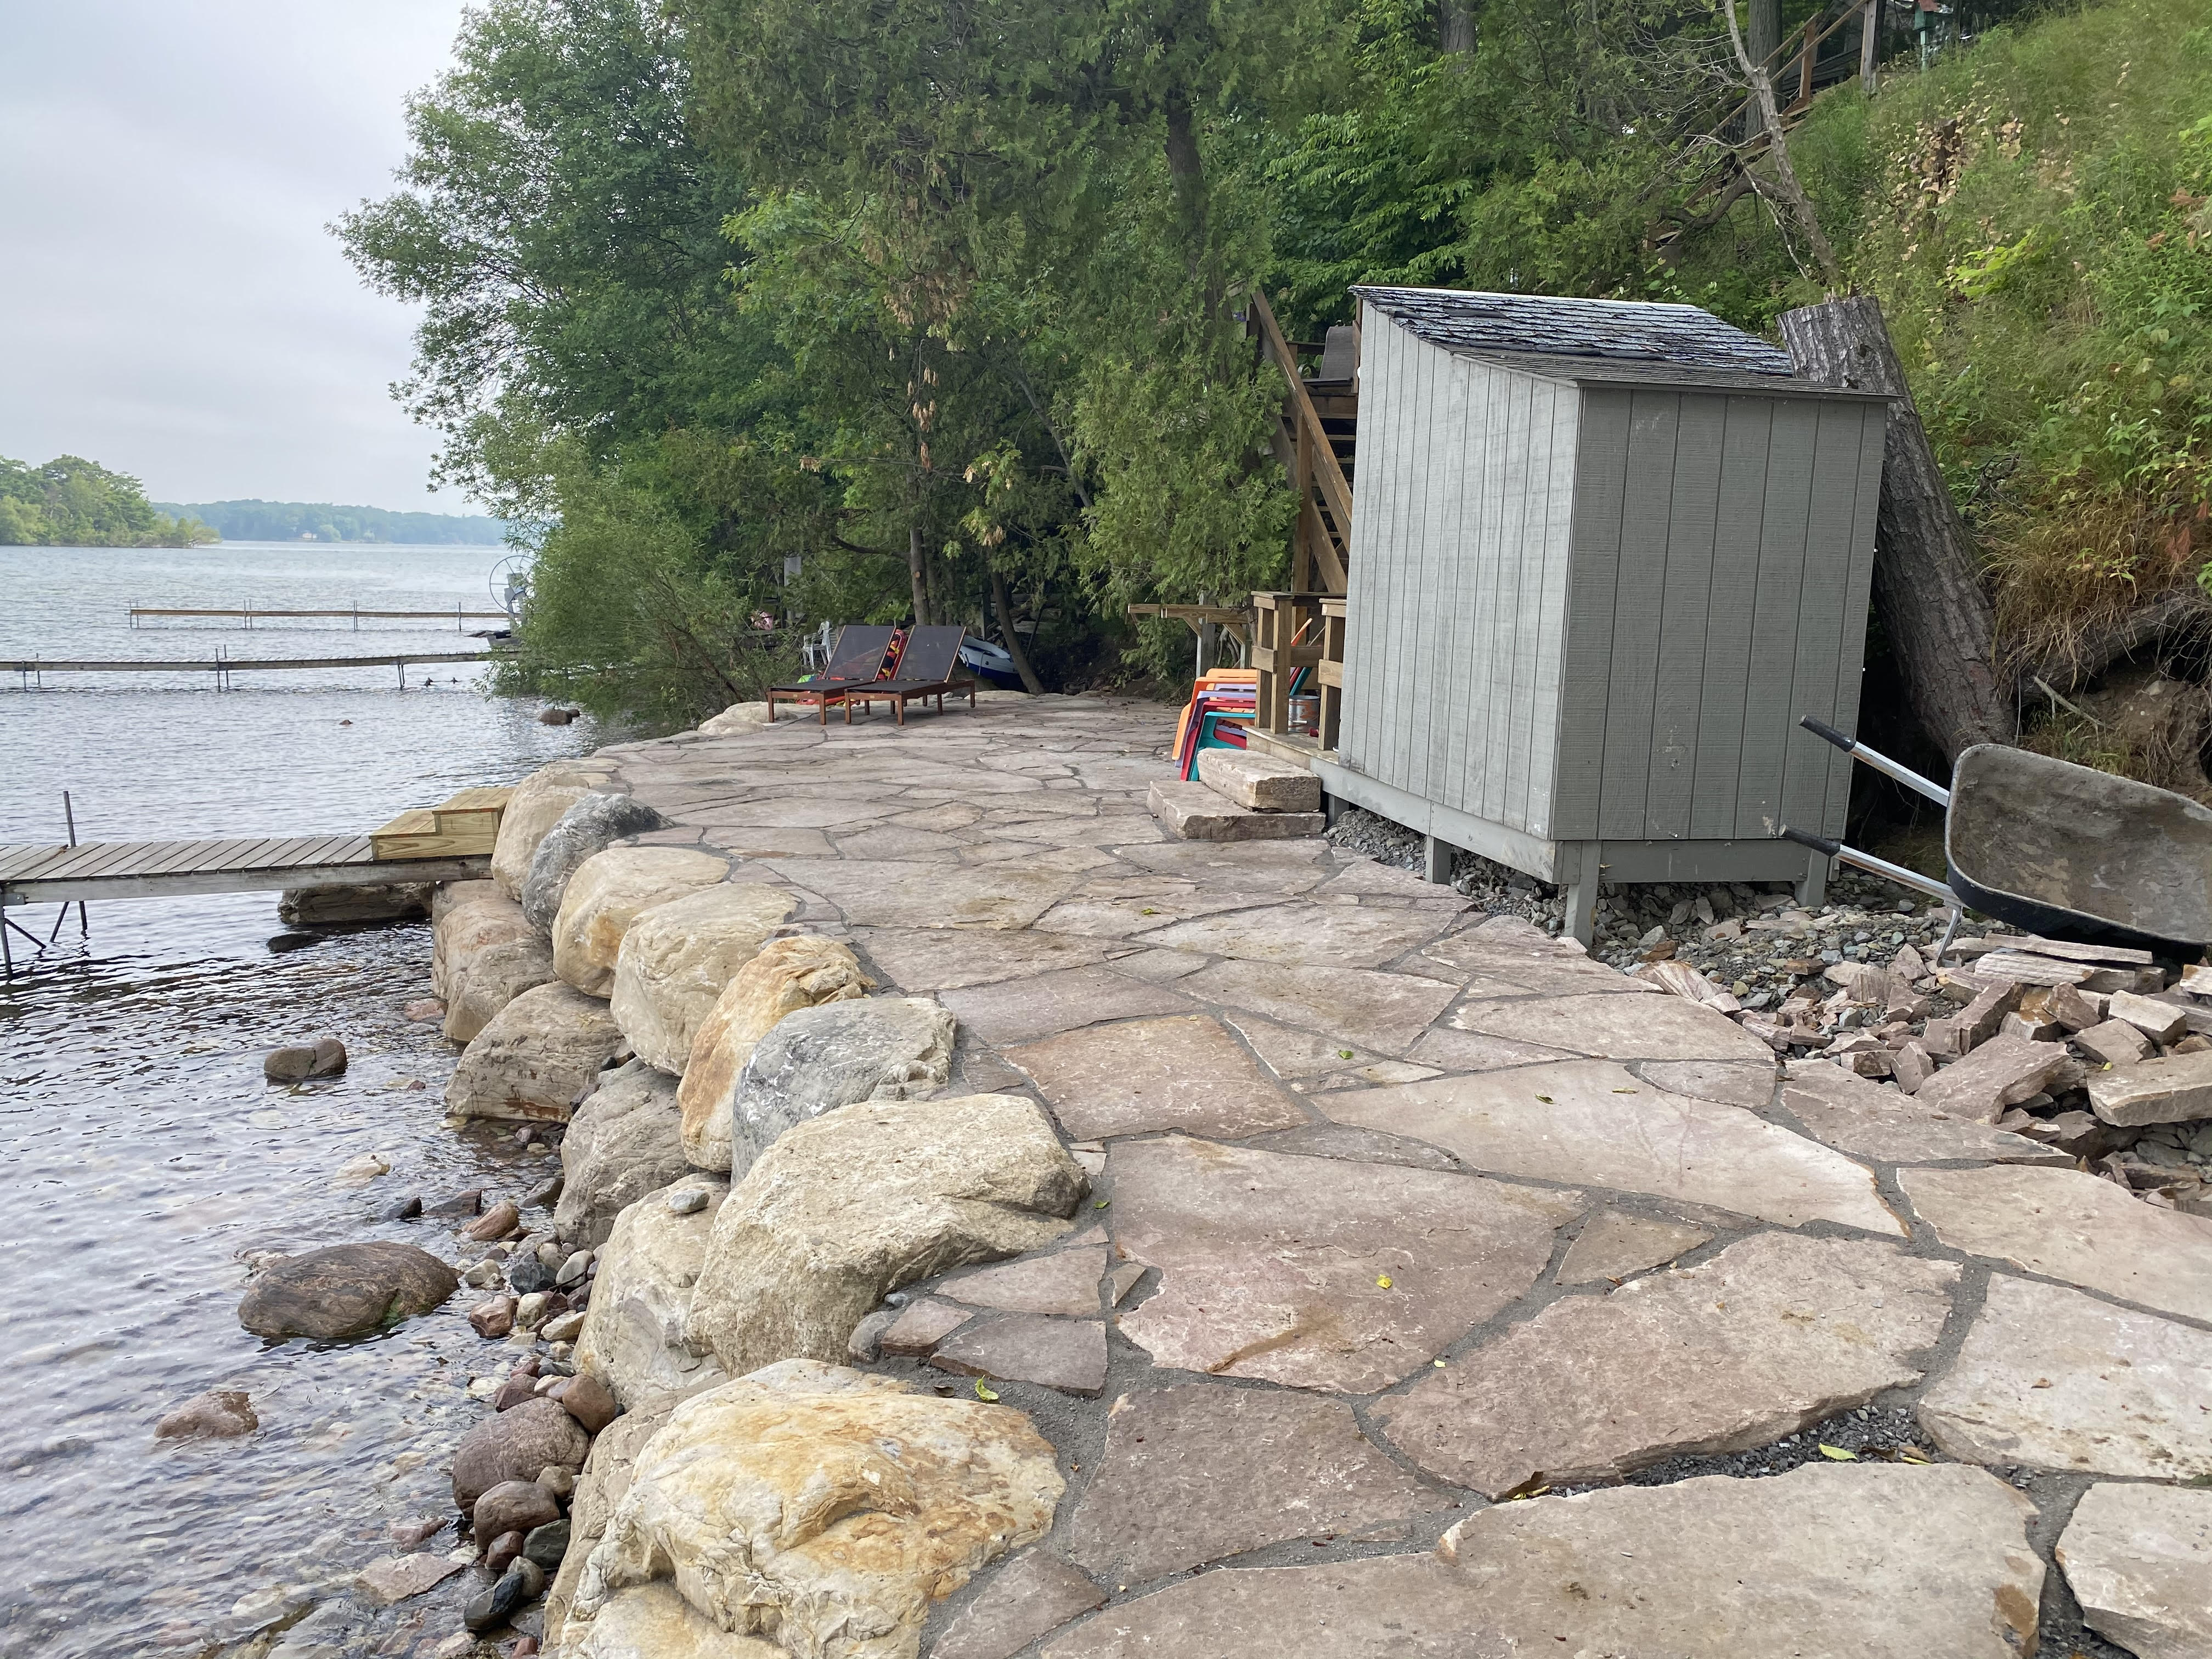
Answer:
238, 1242, 458, 1341
153, 1389, 258, 1440
263, 1037, 347, 1081
445, 983, 627, 1125
474, 1479, 561, 1541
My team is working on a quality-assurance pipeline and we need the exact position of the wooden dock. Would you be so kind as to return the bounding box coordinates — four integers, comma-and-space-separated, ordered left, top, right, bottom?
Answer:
129, 605, 511, 629
9, 650, 495, 690
0, 836, 489, 906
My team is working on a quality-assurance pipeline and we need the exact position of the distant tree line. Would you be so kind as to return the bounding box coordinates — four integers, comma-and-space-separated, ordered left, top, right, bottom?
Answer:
0, 455, 215, 548
151, 498, 510, 544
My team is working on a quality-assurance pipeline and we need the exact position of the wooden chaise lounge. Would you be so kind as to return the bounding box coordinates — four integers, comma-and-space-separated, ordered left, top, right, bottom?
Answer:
843, 625, 978, 725
765, 624, 897, 723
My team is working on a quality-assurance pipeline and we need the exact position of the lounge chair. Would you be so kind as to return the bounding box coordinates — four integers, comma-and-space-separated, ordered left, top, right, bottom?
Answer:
842, 625, 979, 725
765, 624, 898, 723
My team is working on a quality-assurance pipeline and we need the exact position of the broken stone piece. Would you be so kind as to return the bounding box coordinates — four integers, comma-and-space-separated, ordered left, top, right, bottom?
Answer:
2089, 1049, 2212, 1126
1911, 1036, 2069, 1123
879, 1296, 974, 1357
933, 1551, 1105, 1659
929, 1314, 1108, 1396
1148, 780, 1323, 841
2107, 989, 2191, 1043
2074, 1018, 2152, 1068
940, 1245, 1108, 1317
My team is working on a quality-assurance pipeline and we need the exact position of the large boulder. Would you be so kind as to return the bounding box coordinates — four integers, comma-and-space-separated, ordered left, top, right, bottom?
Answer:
493, 761, 618, 902
445, 982, 628, 1124
574, 1173, 733, 1411
729, 996, 957, 1182
552, 848, 731, 998
556, 1062, 692, 1250
278, 881, 432, 926
431, 879, 500, 998
677, 936, 874, 1170
608, 883, 798, 1074
453, 1396, 592, 1511
435, 885, 557, 1044
544, 1404, 677, 1652
568, 1361, 1062, 1659
239, 1242, 457, 1341
696, 701, 772, 737
684, 1094, 1083, 1378
565, 1583, 784, 1659
521, 792, 669, 936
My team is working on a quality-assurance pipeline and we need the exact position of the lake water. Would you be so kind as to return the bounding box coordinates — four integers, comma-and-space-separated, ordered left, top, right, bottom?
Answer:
0, 543, 607, 1658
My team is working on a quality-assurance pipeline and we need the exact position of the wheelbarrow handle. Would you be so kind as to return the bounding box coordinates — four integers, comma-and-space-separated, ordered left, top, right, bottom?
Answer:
1796, 716, 1952, 808
1780, 825, 1957, 905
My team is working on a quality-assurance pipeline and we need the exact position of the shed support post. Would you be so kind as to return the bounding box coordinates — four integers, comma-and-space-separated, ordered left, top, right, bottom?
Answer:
1423, 834, 1454, 886
1796, 854, 1830, 909
1563, 875, 1599, 949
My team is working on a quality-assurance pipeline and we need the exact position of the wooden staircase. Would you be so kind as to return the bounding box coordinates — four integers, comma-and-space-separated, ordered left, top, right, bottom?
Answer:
1246, 290, 1356, 755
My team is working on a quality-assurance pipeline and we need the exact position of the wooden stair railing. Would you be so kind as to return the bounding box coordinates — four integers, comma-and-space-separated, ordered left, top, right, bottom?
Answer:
1249, 289, 1355, 597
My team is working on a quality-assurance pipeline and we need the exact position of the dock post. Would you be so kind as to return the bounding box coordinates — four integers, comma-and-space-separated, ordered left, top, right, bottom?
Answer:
61, 793, 87, 937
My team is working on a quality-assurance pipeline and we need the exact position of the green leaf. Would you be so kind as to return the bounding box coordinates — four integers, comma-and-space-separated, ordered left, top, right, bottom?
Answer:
1818, 1444, 1857, 1460
974, 1380, 1000, 1402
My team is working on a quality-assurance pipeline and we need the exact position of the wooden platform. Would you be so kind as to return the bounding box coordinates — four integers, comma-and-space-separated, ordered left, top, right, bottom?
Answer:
370, 785, 512, 859
0, 834, 490, 906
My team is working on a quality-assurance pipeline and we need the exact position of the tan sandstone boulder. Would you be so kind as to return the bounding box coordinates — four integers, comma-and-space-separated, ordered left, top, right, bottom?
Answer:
574, 1172, 733, 1410
684, 1093, 1084, 1378
556, 1061, 693, 1250
608, 883, 798, 1074
677, 935, 874, 1170
568, 1361, 1063, 1659
491, 760, 617, 901
446, 982, 628, 1123
434, 885, 556, 1044
552, 847, 730, 998
545, 1404, 678, 1652
696, 701, 772, 737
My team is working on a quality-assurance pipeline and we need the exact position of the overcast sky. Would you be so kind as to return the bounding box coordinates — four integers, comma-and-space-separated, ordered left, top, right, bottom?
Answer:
0, 3, 478, 511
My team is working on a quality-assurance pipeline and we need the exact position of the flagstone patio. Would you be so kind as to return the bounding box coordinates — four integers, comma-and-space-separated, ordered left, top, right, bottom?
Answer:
588, 691, 2212, 1659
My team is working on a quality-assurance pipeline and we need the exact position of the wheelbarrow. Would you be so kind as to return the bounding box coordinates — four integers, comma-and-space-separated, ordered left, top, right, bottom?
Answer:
1779, 716, 2212, 959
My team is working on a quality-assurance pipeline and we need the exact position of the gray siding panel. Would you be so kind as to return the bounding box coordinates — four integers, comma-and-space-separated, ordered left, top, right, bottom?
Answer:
1817, 404, 1889, 833
1689, 398, 1772, 839
1778, 400, 1860, 831
1733, 399, 1818, 836
1596, 392, 1680, 839
1644, 393, 1726, 840
1552, 391, 1630, 839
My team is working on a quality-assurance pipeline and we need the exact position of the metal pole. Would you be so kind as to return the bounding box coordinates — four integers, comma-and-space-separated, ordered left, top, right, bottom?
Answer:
63, 792, 87, 935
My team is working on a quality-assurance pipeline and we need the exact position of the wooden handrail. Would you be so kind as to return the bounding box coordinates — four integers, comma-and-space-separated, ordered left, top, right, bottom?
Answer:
1250, 289, 1356, 544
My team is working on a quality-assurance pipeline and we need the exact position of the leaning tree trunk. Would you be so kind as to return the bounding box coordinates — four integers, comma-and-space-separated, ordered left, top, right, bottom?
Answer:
991, 567, 1046, 693
1780, 295, 2016, 760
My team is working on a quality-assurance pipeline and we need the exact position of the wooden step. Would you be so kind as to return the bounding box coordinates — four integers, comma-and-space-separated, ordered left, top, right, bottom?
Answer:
370, 785, 514, 860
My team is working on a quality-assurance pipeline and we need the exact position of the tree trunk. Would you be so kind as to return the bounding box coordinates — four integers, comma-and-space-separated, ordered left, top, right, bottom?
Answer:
1748, 0, 1782, 70
1439, 0, 1476, 54
1779, 295, 2016, 759
991, 567, 1046, 693
1163, 87, 1208, 252
907, 524, 932, 626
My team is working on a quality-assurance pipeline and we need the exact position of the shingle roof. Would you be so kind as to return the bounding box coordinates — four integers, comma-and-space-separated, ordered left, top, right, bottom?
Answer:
1353, 285, 1796, 378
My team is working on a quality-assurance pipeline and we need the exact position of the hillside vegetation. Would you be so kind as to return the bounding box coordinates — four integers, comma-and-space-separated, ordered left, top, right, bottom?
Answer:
154, 499, 509, 544
344, 0, 2205, 752
0, 455, 213, 548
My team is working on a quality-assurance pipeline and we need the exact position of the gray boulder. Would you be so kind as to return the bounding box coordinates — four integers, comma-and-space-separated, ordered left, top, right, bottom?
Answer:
730, 996, 957, 1181
556, 1061, 690, 1250
239, 1242, 458, 1341
520, 792, 667, 937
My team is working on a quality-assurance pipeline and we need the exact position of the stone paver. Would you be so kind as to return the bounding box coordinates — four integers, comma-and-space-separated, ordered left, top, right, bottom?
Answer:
1919, 1275, 2212, 1480
942, 1245, 1109, 1316
931, 1314, 1109, 1395
1639, 1058, 1775, 1107
1414, 916, 1655, 997
1148, 778, 1325, 840
1330, 1060, 1905, 1234
1004, 1015, 1307, 1139
1109, 1136, 1580, 1392
1554, 1207, 1711, 1284
1901, 1164, 2212, 1322
1061, 1385, 1443, 1584
881, 1297, 973, 1357
854, 926, 1125, 991
1042, 1465, 2041, 1659
1447, 990, 1776, 1063
760, 858, 1082, 929
932, 1551, 1105, 1659
1186, 960, 1458, 1055
1243, 1122, 1463, 1172
1780, 1060, 2073, 1166
1133, 901, 1450, 968
1374, 1232, 1957, 1496
938, 967, 1195, 1046
2057, 1483, 2212, 1659
2091, 1049, 2212, 1125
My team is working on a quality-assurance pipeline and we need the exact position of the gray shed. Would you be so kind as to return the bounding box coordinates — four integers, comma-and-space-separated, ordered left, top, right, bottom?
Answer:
1307, 286, 1892, 944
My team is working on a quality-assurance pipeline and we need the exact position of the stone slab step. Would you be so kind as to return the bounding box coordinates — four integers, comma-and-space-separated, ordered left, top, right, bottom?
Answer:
1148, 780, 1324, 842
1195, 749, 1322, 812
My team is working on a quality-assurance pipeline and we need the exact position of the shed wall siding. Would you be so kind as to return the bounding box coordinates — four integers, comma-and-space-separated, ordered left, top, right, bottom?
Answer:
1554, 390, 1882, 841
1340, 314, 1578, 838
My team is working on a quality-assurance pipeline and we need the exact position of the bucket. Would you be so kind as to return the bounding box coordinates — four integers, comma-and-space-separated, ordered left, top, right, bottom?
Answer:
1286, 693, 1320, 736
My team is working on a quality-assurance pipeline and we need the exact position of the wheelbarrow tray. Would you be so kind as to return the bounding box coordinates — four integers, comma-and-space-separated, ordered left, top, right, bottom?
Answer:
1946, 744, 2212, 956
